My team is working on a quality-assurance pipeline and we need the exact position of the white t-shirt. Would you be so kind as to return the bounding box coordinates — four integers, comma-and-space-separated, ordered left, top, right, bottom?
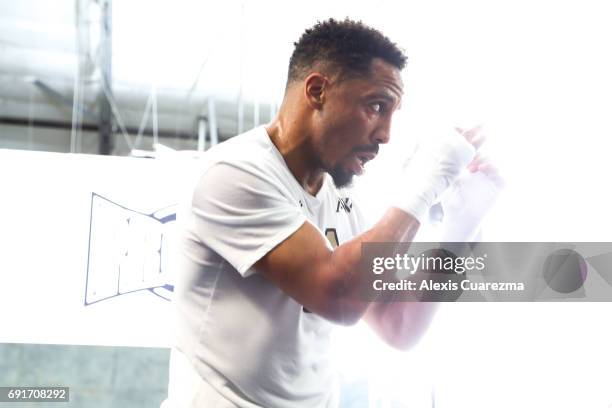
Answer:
168, 126, 369, 408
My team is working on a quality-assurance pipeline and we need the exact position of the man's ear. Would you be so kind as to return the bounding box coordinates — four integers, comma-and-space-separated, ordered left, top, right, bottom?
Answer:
304, 73, 327, 110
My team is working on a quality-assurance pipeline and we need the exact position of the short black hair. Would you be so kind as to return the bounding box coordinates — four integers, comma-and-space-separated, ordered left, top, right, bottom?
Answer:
287, 18, 407, 85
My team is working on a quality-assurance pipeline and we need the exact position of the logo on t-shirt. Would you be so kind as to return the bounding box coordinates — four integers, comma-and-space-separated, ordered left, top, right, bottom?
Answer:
336, 197, 352, 213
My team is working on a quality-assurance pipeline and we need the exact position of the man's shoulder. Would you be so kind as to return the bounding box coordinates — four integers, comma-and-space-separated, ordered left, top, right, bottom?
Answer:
206, 127, 279, 170
193, 127, 294, 195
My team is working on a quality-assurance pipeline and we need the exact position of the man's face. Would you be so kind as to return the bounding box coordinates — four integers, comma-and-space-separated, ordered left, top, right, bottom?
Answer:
311, 58, 404, 188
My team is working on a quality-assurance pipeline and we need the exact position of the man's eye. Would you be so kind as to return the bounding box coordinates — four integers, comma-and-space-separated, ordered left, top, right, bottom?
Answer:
371, 103, 383, 112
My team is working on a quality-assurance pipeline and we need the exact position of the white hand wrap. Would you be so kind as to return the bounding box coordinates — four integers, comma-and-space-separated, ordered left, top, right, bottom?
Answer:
394, 134, 476, 223
439, 170, 503, 241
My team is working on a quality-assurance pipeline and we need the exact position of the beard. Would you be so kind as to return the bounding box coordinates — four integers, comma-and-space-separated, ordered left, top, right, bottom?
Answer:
328, 164, 354, 189
327, 145, 378, 189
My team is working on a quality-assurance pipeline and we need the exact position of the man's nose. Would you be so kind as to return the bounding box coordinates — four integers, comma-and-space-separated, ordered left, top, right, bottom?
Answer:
371, 118, 392, 144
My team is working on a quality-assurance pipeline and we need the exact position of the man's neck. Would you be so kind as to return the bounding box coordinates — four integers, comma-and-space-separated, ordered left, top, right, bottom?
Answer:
265, 116, 325, 196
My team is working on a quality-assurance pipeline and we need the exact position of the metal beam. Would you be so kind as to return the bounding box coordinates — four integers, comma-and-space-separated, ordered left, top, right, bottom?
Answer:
71, 0, 91, 153
197, 115, 207, 151
98, 0, 113, 155
32, 79, 97, 121
253, 98, 260, 127
0, 116, 196, 140
208, 97, 218, 146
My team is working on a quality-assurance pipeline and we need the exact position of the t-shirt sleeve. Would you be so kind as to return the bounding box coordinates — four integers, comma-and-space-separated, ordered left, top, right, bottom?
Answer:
188, 161, 307, 277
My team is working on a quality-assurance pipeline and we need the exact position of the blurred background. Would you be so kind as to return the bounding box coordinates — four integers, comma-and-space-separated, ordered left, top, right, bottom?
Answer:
2, 0, 612, 237
1, 0, 612, 407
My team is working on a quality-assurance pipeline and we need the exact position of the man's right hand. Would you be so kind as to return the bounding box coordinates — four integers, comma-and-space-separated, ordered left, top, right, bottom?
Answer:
393, 125, 482, 223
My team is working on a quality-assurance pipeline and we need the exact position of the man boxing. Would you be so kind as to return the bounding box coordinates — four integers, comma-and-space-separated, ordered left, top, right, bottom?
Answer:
164, 18, 501, 408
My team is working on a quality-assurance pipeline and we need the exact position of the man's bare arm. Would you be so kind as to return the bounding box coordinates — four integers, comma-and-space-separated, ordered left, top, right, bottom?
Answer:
363, 300, 440, 350
255, 207, 419, 325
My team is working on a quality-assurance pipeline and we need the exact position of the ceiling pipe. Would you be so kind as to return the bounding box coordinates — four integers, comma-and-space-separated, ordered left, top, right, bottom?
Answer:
197, 115, 207, 152
207, 97, 218, 146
